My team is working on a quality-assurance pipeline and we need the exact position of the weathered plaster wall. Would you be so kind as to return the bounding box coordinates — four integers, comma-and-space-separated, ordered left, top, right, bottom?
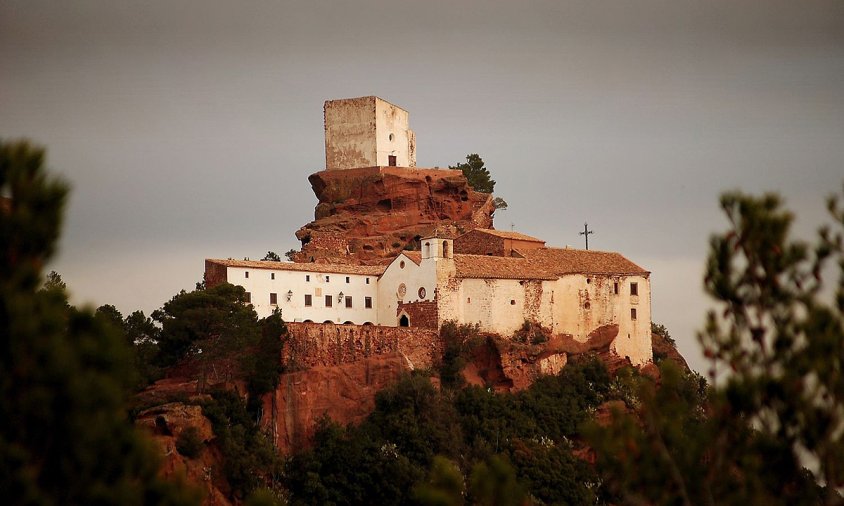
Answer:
285, 322, 440, 370
324, 97, 415, 170
375, 98, 415, 167
552, 274, 652, 365
324, 97, 377, 170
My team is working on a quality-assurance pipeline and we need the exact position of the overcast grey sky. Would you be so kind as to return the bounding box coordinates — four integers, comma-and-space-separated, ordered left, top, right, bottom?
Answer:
2, 0, 843, 373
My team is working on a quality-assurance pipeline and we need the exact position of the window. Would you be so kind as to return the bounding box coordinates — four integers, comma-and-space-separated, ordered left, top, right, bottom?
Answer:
306, 275, 310, 282
345, 276, 350, 283
304, 294, 312, 306
270, 293, 277, 305
345, 296, 352, 308
418, 287, 426, 299
244, 292, 251, 303
630, 282, 638, 296
271, 273, 275, 280
325, 295, 333, 307
586, 277, 592, 284
400, 260, 405, 269
614, 282, 619, 295
443, 241, 449, 257
388, 155, 397, 166
631, 308, 637, 320
366, 277, 370, 285
245, 271, 249, 279
325, 275, 330, 282
510, 299, 516, 305
365, 297, 372, 309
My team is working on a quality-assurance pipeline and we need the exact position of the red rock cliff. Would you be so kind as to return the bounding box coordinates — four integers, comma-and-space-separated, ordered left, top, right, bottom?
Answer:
292, 166, 495, 264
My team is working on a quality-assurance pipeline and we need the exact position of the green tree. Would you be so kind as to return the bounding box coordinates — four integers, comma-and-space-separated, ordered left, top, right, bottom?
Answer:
413, 456, 465, 506
262, 251, 281, 262
153, 283, 260, 390
588, 188, 844, 505
0, 140, 199, 505
450, 154, 496, 194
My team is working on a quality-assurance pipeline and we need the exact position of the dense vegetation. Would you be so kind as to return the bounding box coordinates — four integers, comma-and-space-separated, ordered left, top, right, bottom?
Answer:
285, 356, 617, 506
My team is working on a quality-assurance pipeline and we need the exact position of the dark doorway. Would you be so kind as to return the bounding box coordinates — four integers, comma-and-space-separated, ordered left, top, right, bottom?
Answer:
388, 155, 397, 166
399, 314, 409, 327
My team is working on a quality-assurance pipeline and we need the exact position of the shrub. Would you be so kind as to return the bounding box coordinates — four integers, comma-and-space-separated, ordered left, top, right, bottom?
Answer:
176, 426, 204, 459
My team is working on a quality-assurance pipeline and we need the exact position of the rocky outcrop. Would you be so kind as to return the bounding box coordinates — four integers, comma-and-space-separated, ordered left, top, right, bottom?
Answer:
264, 354, 412, 453
292, 166, 495, 264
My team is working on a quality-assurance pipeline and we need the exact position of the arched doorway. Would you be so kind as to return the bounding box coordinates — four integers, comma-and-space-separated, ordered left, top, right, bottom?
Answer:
399, 314, 410, 327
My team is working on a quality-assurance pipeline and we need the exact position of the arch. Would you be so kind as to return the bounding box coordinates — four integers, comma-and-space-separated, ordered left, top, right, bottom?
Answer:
442, 240, 450, 258
323, 320, 334, 324
303, 319, 314, 323
399, 314, 410, 327
363, 321, 374, 326
343, 321, 354, 325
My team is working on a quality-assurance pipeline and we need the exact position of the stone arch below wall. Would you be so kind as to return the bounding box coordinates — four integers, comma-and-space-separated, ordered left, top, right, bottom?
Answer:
399, 313, 410, 327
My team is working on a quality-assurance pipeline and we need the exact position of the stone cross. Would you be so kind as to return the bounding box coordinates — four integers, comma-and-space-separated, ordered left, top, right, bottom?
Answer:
579, 222, 594, 250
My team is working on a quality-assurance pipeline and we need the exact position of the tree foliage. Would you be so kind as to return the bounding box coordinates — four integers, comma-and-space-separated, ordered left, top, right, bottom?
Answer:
588, 188, 844, 505
450, 154, 496, 194
262, 251, 281, 262
0, 140, 198, 505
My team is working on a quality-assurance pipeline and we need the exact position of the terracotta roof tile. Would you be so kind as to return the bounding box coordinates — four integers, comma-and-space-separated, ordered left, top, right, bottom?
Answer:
206, 259, 386, 276
469, 228, 545, 243
516, 248, 649, 276
402, 251, 422, 265
453, 254, 558, 280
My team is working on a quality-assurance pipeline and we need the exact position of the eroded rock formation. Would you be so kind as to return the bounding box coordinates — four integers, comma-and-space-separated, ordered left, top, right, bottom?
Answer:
291, 166, 495, 264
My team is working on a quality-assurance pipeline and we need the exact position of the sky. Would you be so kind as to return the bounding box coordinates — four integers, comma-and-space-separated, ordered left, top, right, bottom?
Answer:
2, 0, 843, 373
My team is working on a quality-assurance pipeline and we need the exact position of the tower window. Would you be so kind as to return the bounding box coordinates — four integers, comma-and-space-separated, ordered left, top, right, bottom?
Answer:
614, 282, 619, 295
631, 308, 637, 320
630, 282, 638, 296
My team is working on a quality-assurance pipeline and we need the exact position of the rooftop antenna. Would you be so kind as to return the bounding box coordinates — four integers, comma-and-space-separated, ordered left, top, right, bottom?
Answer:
579, 222, 594, 250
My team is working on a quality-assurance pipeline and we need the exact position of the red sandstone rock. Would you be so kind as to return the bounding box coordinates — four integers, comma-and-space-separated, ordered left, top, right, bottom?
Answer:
291, 167, 495, 264
263, 354, 411, 453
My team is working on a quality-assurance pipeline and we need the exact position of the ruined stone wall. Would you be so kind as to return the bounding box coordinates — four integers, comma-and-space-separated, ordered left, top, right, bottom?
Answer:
397, 300, 439, 329
285, 322, 441, 370
454, 230, 505, 256
204, 260, 228, 288
324, 97, 377, 170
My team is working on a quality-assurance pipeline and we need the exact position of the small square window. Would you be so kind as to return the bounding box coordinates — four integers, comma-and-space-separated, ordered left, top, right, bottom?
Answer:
245, 271, 249, 279
306, 275, 310, 282
271, 273, 275, 280
325, 275, 330, 282
345, 296, 352, 308
304, 294, 312, 306
365, 296, 372, 309
325, 295, 333, 307
630, 282, 638, 296
346, 276, 350, 283
366, 278, 370, 284
244, 292, 251, 303
270, 293, 277, 305
631, 308, 637, 320
510, 300, 516, 305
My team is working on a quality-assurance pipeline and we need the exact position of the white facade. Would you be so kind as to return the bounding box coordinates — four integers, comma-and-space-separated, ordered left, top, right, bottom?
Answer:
206, 234, 653, 365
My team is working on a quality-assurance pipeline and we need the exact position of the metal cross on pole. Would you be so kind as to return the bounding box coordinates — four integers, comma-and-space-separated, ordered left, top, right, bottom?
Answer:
579, 222, 594, 250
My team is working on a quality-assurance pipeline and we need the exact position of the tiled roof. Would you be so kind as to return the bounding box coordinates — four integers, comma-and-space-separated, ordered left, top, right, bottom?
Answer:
206, 259, 386, 276
469, 228, 545, 243
453, 254, 558, 280
516, 248, 649, 276
452, 247, 648, 280
402, 251, 422, 265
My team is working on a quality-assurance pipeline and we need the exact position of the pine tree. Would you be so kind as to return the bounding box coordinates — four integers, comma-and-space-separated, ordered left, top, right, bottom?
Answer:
0, 140, 199, 505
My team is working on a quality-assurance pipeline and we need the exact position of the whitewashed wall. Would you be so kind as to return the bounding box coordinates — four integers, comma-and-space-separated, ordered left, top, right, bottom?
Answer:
378, 253, 437, 326
227, 266, 378, 323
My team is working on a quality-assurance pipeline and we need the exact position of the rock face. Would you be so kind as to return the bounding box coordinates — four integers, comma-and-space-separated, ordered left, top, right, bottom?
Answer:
264, 354, 411, 454
292, 166, 495, 264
